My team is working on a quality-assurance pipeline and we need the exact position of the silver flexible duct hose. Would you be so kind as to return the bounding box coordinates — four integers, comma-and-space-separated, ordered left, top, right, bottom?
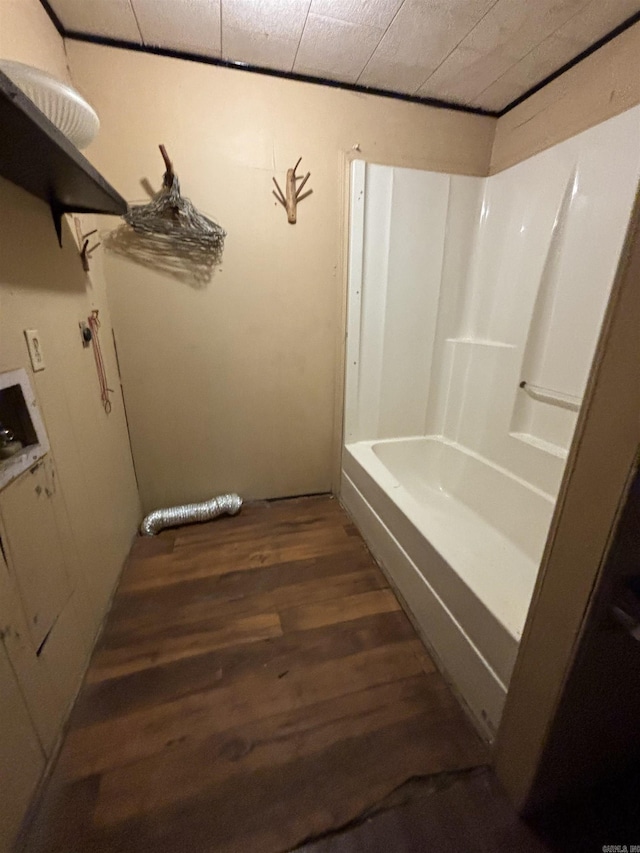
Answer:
140, 493, 242, 536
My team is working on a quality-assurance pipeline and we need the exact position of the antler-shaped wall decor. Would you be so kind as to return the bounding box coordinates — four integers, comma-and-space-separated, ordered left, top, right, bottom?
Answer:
73, 217, 102, 272
272, 157, 312, 224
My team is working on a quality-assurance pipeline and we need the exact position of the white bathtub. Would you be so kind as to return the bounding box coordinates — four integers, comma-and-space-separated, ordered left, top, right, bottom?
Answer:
341, 436, 555, 737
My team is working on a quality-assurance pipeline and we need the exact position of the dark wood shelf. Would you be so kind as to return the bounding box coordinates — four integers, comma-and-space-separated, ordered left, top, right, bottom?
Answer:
0, 69, 126, 243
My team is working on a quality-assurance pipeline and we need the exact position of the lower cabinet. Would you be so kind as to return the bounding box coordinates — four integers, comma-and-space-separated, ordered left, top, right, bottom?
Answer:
0, 459, 72, 650
0, 643, 44, 853
0, 458, 94, 852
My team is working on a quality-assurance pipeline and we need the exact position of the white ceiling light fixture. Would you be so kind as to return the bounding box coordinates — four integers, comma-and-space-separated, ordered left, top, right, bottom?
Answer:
0, 59, 100, 149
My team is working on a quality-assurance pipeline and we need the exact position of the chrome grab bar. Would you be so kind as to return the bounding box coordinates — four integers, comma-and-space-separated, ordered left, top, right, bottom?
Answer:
519, 380, 582, 412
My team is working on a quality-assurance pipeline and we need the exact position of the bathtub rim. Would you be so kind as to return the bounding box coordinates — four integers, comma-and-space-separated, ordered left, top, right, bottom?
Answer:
340, 469, 505, 740
345, 434, 552, 643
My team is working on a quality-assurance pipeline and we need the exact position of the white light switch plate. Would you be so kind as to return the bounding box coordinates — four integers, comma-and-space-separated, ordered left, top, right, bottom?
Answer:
24, 329, 46, 371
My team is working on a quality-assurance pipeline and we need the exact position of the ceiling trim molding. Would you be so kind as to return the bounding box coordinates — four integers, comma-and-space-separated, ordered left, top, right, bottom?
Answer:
498, 10, 640, 116
37, 0, 640, 118
49, 31, 501, 117
35, 0, 498, 118
39, 0, 64, 37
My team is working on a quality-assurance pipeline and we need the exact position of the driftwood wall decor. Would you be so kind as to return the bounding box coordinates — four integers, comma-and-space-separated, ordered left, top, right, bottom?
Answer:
273, 157, 312, 224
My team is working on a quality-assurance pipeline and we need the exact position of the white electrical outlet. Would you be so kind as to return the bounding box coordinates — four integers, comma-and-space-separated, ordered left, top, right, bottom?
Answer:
24, 329, 46, 371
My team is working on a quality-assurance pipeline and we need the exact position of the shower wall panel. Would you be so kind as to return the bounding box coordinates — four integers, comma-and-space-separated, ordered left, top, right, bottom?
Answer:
347, 105, 640, 499
346, 162, 452, 443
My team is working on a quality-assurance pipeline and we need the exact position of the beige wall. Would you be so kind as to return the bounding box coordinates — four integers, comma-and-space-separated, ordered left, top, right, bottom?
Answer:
66, 41, 495, 513
0, 3, 140, 849
0, 0, 70, 82
491, 20, 640, 174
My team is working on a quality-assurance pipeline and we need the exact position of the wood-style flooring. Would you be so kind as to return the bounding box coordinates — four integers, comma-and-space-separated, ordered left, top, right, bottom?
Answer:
295, 767, 549, 853
21, 496, 499, 852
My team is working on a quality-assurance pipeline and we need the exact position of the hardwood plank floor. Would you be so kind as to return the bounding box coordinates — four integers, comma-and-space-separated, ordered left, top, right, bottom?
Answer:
20, 496, 489, 853
293, 767, 550, 853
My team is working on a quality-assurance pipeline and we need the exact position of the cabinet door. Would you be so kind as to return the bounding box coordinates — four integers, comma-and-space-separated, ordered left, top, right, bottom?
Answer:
0, 641, 44, 853
0, 459, 71, 650
0, 539, 62, 753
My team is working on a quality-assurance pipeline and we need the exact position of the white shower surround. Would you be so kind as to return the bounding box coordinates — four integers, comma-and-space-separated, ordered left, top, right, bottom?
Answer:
342, 106, 640, 738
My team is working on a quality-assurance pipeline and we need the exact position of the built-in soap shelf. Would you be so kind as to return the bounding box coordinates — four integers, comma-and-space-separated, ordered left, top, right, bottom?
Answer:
510, 431, 568, 460
445, 337, 515, 349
